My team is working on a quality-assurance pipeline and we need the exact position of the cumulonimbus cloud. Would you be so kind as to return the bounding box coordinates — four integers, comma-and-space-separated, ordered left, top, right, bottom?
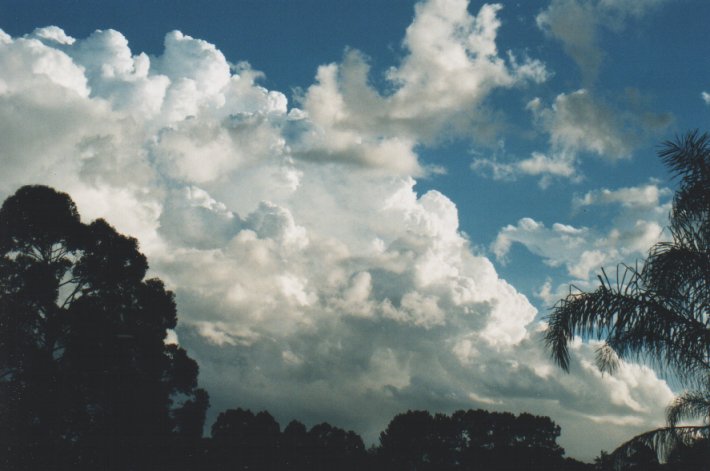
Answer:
0, 1, 674, 459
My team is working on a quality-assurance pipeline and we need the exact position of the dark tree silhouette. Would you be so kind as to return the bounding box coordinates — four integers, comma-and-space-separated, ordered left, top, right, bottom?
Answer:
545, 132, 710, 463
0, 185, 208, 471
280, 420, 310, 470
376, 409, 469, 470
204, 404, 593, 470
209, 409, 366, 471
305, 422, 367, 471
593, 450, 615, 471
665, 437, 710, 470
210, 408, 281, 470
377, 410, 441, 470
375, 409, 575, 471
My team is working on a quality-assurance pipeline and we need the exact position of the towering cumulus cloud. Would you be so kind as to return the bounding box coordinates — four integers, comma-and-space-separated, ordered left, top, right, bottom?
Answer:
0, 1, 672, 459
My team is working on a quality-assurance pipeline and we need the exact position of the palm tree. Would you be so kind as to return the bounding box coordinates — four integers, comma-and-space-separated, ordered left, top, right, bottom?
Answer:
545, 131, 710, 464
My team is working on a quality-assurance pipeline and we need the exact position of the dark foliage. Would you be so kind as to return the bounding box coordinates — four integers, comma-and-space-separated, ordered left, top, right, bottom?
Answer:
200, 406, 589, 471
373, 409, 579, 471
210, 408, 281, 470
0, 185, 208, 471
664, 437, 710, 471
206, 410, 365, 470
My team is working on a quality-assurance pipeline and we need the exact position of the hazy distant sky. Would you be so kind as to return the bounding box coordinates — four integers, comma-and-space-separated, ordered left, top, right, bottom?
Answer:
1, 0, 708, 460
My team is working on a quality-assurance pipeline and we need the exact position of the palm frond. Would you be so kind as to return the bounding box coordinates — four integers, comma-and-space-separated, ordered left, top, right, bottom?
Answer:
645, 244, 710, 295
658, 130, 710, 185
595, 343, 620, 375
667, 389, 710, 427
546, 274, 708, 384
659, 131, 710, 254
547, 131, 710, 462
609, 425, 709, 464
545, 283, 619, 372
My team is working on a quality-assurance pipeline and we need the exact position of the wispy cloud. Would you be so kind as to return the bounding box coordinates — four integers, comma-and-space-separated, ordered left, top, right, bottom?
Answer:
473, 89, 671, 186
537, 0, 667, 83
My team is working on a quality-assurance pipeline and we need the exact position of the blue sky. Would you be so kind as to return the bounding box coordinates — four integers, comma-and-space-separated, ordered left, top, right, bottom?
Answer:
1, 0, 707, 460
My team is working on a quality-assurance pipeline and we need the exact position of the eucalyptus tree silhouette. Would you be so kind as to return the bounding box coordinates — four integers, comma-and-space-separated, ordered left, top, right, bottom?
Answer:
545, 131, 710, 463
0, 185, 208, 471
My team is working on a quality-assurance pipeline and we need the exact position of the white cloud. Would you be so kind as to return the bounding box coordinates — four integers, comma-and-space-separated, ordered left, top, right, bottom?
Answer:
494, 181, 671, 305
573, 182, 672, 209
472, 150, 577, 188
531, 89, 634, 159
517, 152, 576, 177
702, 91, 710, 105
0, 6, 673, 460
520, 2, 673, 186
296, 0, 548, 175
30, 26, 76, 45
493, 214, 665, 282
474, 90, 671, 185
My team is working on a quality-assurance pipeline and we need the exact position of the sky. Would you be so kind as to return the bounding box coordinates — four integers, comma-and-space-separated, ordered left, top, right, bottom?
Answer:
0, 0, 708, 461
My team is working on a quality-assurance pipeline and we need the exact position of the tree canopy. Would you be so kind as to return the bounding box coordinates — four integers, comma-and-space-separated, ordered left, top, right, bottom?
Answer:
375, 409, 567, 471
208, 409, 366, 471
545, 131, 710, 464
0, 185, 208, 471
